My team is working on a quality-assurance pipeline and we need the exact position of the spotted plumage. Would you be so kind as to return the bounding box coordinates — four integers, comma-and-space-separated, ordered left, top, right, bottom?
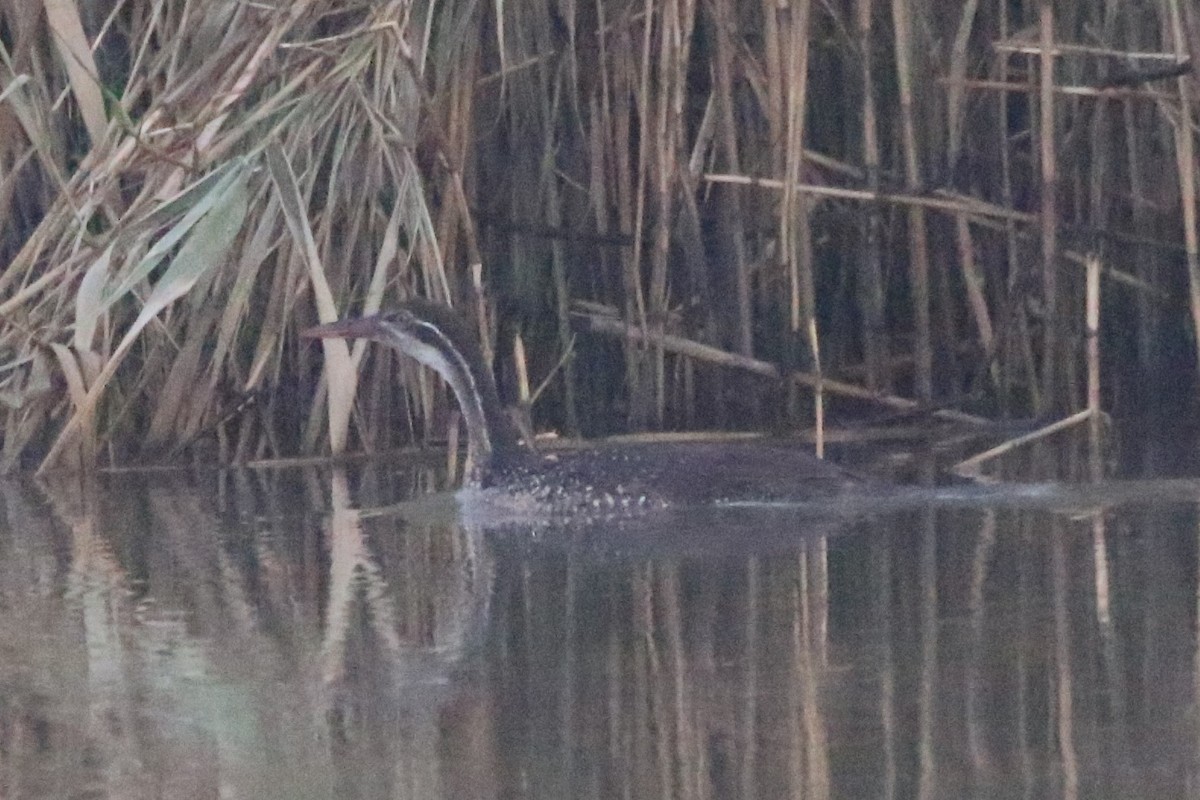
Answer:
305, 301, 870, 520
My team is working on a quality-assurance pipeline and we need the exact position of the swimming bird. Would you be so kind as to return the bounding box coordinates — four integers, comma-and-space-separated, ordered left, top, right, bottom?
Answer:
303, 300, 867, 519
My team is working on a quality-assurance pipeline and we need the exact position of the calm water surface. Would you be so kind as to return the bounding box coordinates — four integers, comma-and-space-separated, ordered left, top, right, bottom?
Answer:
2, 461, 1199, 799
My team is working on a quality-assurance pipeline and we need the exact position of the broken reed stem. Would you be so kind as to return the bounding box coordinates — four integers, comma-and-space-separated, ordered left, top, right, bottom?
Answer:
571, 309, 990, 425
513, 331, 532, 407
700, 173, 1166, 304
938, 77, 1166, 99
952, 408, 1094, 478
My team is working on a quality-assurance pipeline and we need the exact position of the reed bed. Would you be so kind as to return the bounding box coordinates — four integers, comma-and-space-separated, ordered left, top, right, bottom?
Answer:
0, 0, 1196, 471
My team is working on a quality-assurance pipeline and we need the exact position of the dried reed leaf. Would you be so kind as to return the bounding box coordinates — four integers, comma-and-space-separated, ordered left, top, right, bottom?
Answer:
47, 342, 93, 467
73, 243, 113, 352
210, 199, 279, 379
140, 171, 248, 317
101, 160, 245, 309
47, 343, 87, 412
42, 0, 107, 145
265, 141, 356, 454
0, 351, 50, 410
0, 350, 52, 470
1, 77, 70, 197
0, 74, 32, 105
37, 162, 251, 472
146, 305, 217, 445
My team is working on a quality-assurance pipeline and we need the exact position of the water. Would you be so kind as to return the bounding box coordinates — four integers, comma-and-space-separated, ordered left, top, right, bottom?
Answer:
1, 462, 1199, 799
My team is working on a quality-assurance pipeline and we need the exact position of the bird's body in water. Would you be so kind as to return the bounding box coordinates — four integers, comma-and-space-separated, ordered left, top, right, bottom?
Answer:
304, 299, 866, 519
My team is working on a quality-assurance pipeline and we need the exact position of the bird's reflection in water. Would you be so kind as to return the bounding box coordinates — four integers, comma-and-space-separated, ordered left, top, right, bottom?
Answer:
2, 465, 1199, 799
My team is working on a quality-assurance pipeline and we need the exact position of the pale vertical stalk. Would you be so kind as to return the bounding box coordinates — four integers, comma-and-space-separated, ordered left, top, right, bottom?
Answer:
1167, 0, 1200, 372
787, 552, 806, 797
1085, 255, 1102, 481
944, 0, 989, 384
651, 1, 673, 427
660, 567, 695, 800
780, 0, 821, 451
1037, 0, 1060, 409
1016, 527, 1034, 793
998, 0, 1038, 411
1052, 528, 1079, 799
510, 332, 538, 448
560, 559, 578, 797
1123, 99, 1155, 368
857, 0, 890, 391
889, 0, 932, 402
874, 535, 897, 800
543, 90, 581, 434
628, 0, 656, 427
800, 554, 830, 800
713, 0, 754, 355
812, 533, 828, 667
957, 219, 996, 386
446, 408, 461, 485
966, 514, 996, 772
740, 558, 760, 800
1195, 518, 1200, 790
917, 511, 937, 800
513, 331, 531, 409
1091, 516, 1112, 632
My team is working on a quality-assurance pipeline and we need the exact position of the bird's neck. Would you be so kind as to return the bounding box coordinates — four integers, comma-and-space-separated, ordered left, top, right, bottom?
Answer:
414, 323, 525, 483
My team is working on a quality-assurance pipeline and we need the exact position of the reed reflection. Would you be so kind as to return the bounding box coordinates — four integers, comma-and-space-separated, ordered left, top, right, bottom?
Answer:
0, 471, 1197, 799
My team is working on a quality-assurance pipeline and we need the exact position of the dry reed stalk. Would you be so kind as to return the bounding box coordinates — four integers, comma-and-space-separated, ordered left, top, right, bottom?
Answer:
856, 0, 890, 392
1051, 528, 1080, 796
889, 0, 932, 402
599, 8, 650, 428
1167, 0, 1200, 371
1037, 0, 1061, 409
944, 2, 992, 392
952, 408, 1094, 478
5, 0, 1200, 469
266, 143, 356, 455
573, 309, 989, 424
994, 38, 1181, 60
933, 191, 1168, 297
946, 0, 980, 159
712, 172, 1162, 293
1085, 255, 1102, 481
446, 408, 461, 485
42, 0, 106, 146
778, 0, 820, 449
993, 0, 1032, 415
740, 557, 760, 799
1119, 21, 1157, 370
939, 77, 1167, 99
543, 136, 581, 435
917, 510, 938, 799
1, 3, 458, 469
650, 0, 696, 427
704, 172, 1031, 220
956, 219, 998, 385
712, 0, 752, 355
37, 160, 253, 472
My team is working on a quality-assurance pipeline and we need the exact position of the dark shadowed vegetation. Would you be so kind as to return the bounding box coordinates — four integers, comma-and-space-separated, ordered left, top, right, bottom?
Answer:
0, 0, 1197, 472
